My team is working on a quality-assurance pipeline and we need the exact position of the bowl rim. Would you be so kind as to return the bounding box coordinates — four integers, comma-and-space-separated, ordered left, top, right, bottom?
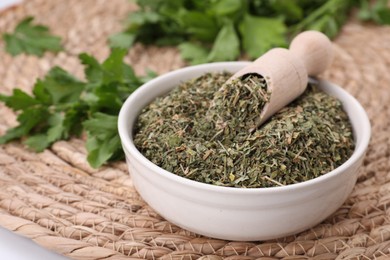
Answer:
118, 61, 371, 195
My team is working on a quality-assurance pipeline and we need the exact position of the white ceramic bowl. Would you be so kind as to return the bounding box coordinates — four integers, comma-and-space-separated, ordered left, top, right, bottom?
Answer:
118, 62, 371, 241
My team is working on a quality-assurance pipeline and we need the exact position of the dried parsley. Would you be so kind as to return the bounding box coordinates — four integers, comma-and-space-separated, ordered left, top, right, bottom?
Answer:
208, 74, 270, 133
134, 72, 355, 188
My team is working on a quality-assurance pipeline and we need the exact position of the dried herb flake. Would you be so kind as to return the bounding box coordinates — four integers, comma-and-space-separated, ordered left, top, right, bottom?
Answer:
134, 73, 354, 188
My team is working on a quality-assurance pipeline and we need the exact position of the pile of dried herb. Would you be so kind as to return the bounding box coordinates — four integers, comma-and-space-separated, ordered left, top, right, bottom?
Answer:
208, 75, 270, 133
134, 72, 355, 188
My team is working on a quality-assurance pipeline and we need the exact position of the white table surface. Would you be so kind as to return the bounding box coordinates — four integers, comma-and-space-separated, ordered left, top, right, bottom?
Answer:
0, 0, 23, 10
0, 226, 69, 259
0, 1, 68, 259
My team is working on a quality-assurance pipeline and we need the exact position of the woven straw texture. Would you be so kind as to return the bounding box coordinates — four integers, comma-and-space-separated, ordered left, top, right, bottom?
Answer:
0, 0, 390, 259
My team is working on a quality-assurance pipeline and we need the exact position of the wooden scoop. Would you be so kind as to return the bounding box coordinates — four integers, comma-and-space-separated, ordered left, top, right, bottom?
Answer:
228, 30, 334, 127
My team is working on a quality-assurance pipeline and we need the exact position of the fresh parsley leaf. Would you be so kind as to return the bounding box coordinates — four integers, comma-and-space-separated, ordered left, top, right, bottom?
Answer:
209, 0, 243, 16
79, 49, 151, 167
376, 8, 390, 24
0, 106, 50, 145
0, 89, 40, 111
308, 15, 339, 39
80, 48, 137, 87
101, 48, 134, 85
270, 1, 303, 22
0, 48, 155, 168
177, 10, 218, 42
359, 0, 390, 25
117, 0, 386, 63
109, 32, 135, 49
24, 113, 66, 152
141, 69, 158, 83
127, 10, 161, 27
207, 22, 240, 61
239, 15, 287, 58
35, 66, 85, 104
0, 66, 86, 150
80, 48, 144, 114
23, 134, 51, 152
83, 113, 122, 168
3, 16, 62, 57
178, 42, 209, 65
78, 53, 103, 84
289, 0, 352, 38
358, 0, 372, 21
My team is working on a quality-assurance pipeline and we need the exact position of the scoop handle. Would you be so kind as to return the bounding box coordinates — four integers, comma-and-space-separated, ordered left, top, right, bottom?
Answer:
228, 30, 333, 83
289, 30, 334, 76
225, 30, 334, 128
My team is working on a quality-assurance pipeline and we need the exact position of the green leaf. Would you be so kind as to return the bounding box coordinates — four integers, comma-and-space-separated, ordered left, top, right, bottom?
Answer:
270, 1, 303, 22
46, 113, 66, 142
87, 85, 123, 113
32, 78, 52, 104
83, 113, 118, 140
0, 89, 40, 111
358, 0, 372, 21
63, 102, 89, 137
35, 66, 85, 104
101, 48, 130, 84
141, 69, 158, 83
86, 135, 122, 168
178, 42, 209, 64
376, 8, 390, 24
109, 32, 135, 49
308, 15, 339, 39
177, 10, 218, 42
210, 0, 243, 16
26, 113, 72, 151
81, 48, 135, 86
3, 16, 62, 57
83, 113, 122, 168
0, 66, 86, 151
239, 15, 287, 58
24, 134, 51, 152
357, 0, 390, 25
80, 48, 152, 116
0, 107, 49, 144
127, 11, 161, 28
0, 41, 154, 168
79, 53, 104, 85
208, 22, 240, 62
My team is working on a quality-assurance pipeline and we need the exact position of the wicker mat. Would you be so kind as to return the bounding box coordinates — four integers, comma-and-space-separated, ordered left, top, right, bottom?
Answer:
0, 0, 390, 259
